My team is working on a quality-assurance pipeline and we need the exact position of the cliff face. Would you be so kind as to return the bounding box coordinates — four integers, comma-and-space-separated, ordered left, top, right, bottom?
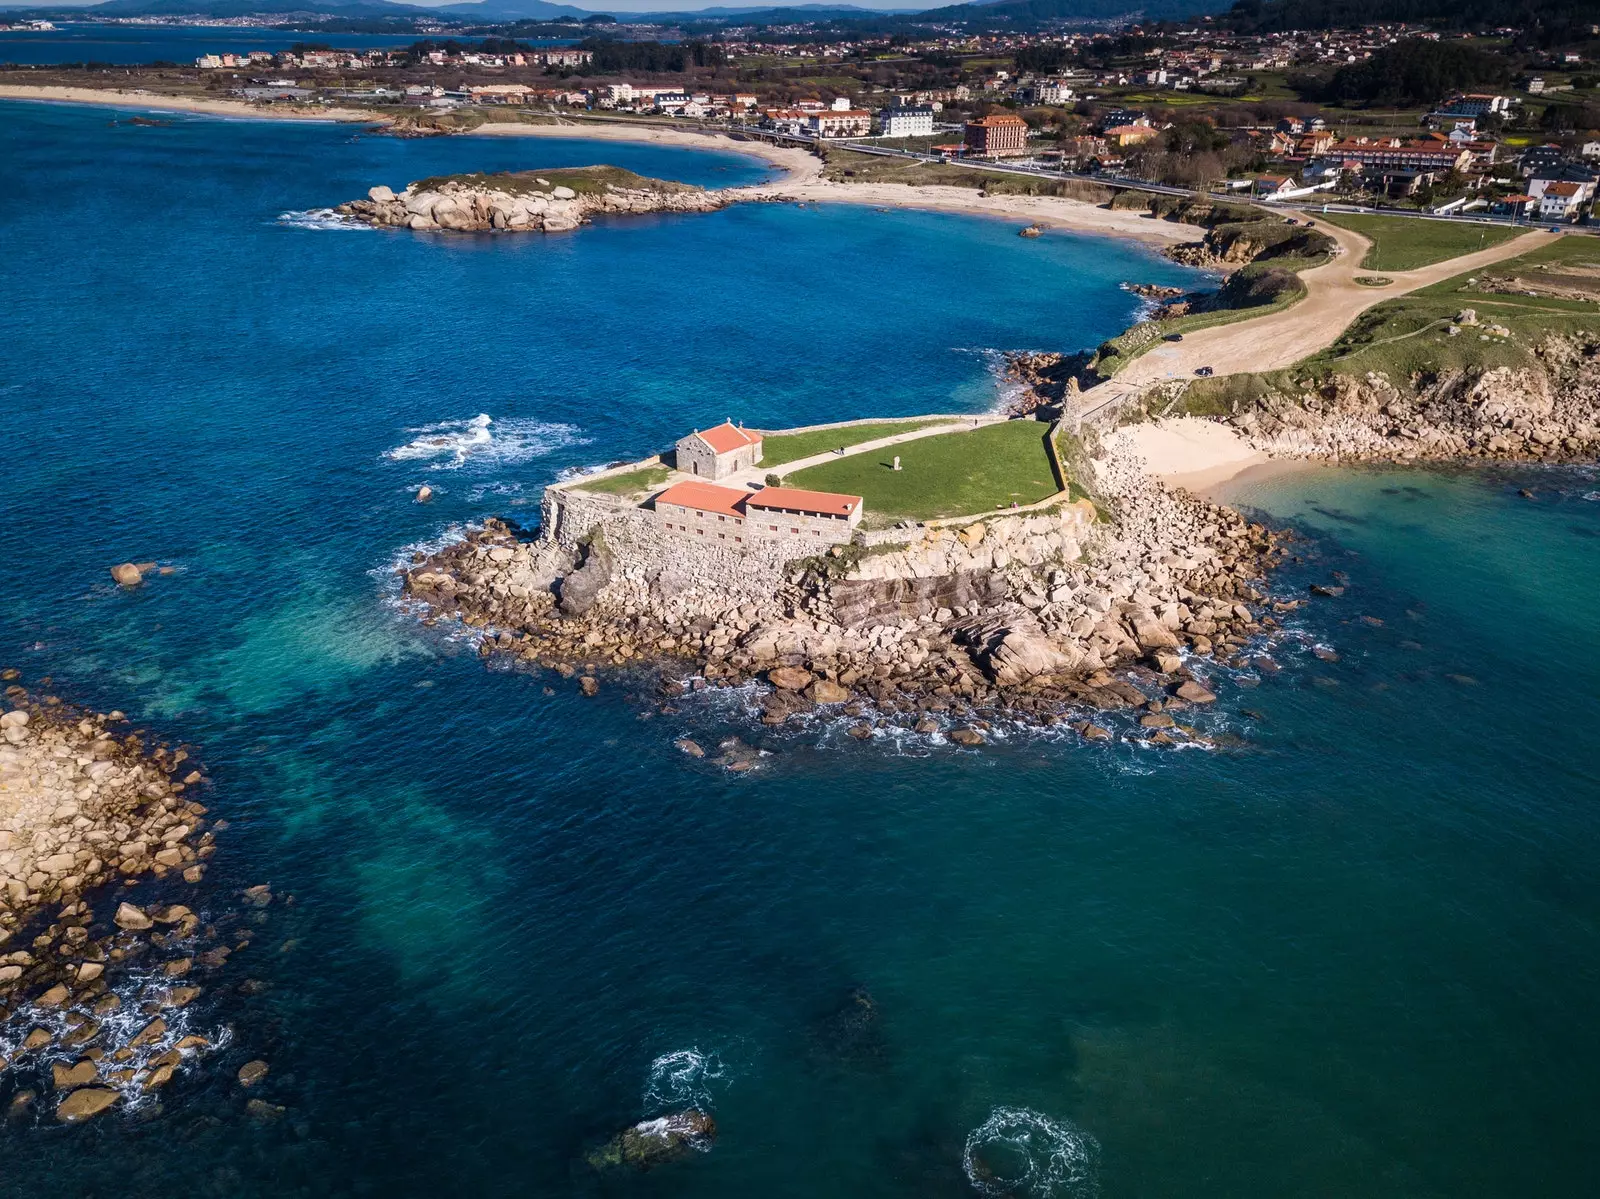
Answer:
1224, 333, 1600, 462
337, 166, 729, 234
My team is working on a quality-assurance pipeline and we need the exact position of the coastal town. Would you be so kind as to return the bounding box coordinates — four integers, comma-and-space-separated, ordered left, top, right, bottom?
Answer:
7, 7, 1596, 222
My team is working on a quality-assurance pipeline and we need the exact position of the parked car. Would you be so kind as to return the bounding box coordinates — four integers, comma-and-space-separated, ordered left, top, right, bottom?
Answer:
1164, 333, 1184, 342
1195, 366, 1214, 377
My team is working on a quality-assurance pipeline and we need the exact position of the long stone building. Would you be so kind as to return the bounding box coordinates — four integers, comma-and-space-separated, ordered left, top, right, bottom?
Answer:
654, 481, 864, 548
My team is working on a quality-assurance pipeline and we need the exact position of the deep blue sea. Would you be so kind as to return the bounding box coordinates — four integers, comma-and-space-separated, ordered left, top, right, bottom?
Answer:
3, 99, 1600, 1198
0, 23, 567, 67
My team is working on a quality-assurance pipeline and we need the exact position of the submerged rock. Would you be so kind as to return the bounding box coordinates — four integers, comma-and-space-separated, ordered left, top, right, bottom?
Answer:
587, 1109, 716, 1172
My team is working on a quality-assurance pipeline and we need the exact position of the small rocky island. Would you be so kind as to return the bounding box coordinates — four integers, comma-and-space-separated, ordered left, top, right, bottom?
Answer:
401, 417, 1286, 744
336, 165, 731, 233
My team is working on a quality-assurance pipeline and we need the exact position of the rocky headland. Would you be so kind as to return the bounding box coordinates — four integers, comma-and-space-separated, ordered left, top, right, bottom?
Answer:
399, 423, 1288, 745
1220, 331, 1600, 463
336, 165, 732, 233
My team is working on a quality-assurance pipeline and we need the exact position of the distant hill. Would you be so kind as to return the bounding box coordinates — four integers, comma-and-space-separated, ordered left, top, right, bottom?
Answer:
1223, 0, 1600, 34
907, 0, 1228, 27
79, 0, 438, 17
432, 0, 602, 19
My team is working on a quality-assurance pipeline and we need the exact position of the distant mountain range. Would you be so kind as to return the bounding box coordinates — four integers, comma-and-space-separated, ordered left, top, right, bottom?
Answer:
12, 0, 1184, 22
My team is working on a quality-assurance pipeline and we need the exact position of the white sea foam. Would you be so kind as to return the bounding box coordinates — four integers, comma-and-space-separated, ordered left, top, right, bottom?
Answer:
276, 207, 371, 231
963, 1107, 1101, 1198
643, 1048, 728, 1114
384, 414, 587, 471
0, 927, 233, 1119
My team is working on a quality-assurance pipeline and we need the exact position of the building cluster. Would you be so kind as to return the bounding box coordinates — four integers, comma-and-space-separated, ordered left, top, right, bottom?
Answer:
652, 422, 863, 550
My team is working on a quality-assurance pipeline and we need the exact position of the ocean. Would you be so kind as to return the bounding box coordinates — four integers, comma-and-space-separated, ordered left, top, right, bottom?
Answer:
0, 23, 458, 67
2, 98, 1599, 1197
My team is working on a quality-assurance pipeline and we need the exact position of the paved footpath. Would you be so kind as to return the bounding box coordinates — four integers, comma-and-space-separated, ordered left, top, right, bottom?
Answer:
717, 415, 1007, 489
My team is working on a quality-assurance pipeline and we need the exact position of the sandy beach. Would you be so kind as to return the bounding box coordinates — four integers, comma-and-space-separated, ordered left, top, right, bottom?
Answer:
466, 117, 823, 183
1104, 416, 1308, 496
0, 87, 1189, 246
0, 84, 381, 123
461, 119, 1188, 244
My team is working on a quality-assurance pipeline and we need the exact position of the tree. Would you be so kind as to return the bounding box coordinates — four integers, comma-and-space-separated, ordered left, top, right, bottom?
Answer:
1310, 39, 1512, 107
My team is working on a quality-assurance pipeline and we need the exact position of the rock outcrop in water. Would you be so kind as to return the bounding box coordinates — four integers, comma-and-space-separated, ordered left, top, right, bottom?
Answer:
0, 678, 269, 1124
0, 684, 213, 937
587, 1109, 717, 1171
336, 166, 730, 234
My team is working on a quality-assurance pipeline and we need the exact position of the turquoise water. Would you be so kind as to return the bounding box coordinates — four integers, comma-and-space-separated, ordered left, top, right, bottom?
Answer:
3, 100, 1600, 1197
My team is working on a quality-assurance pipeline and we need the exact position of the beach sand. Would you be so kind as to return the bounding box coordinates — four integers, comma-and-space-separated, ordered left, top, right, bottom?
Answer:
1105, 416, 1307, 496
0, 84, 380, 123
0, 87, 1190, 246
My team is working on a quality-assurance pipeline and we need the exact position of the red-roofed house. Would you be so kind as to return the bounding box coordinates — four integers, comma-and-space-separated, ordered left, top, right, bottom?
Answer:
654, 480, 757, 545
675, 421, 763, 480
652, 479, 864, 547
747, 487, 864, 543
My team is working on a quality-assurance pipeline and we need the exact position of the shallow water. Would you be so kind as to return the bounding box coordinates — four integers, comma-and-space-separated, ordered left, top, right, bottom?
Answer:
3, 100, 1600, 1197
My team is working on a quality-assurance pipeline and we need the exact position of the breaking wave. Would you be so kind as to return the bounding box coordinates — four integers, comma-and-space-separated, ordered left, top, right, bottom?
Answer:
276, 208, 370, 231
643, 1048, 728, 1114
383, 414, 587, 470
963, 1107, 1100, 1198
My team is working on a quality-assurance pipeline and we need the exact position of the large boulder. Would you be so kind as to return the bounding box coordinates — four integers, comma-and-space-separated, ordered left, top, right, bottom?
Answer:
368, 184, 396, 203
831, 570, 1007, 627
56, 1088, 119, 1123
957, 611, 1077, 686
558, 540, 615, 617
110, 563, 143, 587
1127, 607, 1180, 652
767, 666, 813, 691
806, 679, 850, 705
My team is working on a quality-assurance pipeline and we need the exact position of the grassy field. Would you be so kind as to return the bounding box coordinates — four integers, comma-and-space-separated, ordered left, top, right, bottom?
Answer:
1171, 234, 1600, 417
572, 464, 671, 497
409, 165, 692, 198
785, 419, 1060, 526
759, 419, 945, 467
1317, 213, 1524, 271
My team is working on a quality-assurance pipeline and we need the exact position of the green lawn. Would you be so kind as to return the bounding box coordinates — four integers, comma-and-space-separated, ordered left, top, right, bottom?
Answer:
759, 419, 946, 467
785, 420, 1060, 526
1316, 213, 1524, 272
573, 464, 671, 497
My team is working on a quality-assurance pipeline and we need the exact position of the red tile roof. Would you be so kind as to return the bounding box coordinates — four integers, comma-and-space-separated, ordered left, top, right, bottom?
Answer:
654, 481, 752, 518
690, 421, 763, 456
747, 486, 861, 518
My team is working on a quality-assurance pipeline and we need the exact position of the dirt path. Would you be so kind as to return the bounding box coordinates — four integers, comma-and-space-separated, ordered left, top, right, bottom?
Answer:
1116, 222, 1546, 388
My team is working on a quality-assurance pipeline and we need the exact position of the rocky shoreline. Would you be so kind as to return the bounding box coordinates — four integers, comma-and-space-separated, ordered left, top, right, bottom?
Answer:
399, 426, 1290, 747
0, 678, 280, 1126
1222, 331, 1600, 464
335, 165, 732, 234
